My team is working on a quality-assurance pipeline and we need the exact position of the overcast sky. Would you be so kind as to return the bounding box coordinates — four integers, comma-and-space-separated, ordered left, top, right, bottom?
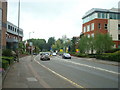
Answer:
7, 0, 119, 41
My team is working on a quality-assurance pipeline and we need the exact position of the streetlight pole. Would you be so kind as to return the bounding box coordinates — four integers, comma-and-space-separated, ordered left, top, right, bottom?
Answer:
17, 0, 20, 62
29, 32, 34, 61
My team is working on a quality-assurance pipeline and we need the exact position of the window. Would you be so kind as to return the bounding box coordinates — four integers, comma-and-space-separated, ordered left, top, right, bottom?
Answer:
118, 34, 120, 40
8, 25, 10, 29
10, 26, 12, 30
91, 23, 94, 30
118, 24, 120, 30
98, 23, 101, 29
91, 33, 94, 37
87, 25, 90, 31
13, 27, 14, 31
15, 28, 16, 32
88, 34, 90, 38
84, 26, 86, 32
104, 24, 107, 30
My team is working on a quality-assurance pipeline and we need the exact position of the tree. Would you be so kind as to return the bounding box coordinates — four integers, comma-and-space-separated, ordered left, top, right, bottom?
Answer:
94, 33, 114, 54
47, 37, 55, 51
78, 36, 89, 54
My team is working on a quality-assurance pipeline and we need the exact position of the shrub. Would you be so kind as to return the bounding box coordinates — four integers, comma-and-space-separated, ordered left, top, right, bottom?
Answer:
96, 51, 120, 62
2, 60, 9, 70
2, 56, 14, 65
2, 49, 13, 57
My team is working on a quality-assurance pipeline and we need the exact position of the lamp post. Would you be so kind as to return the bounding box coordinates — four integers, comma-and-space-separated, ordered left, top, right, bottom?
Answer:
29, 32, 34, 61
17, 0, 20, 62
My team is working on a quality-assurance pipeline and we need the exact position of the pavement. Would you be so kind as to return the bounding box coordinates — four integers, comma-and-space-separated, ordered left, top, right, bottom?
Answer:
2, 55, 119, 88
2, 56, 44, 88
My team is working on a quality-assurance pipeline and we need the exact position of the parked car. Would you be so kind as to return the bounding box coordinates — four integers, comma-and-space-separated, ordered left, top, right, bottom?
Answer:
62, 53, 71, 59
52, 52, 57, 56
40, 53, 50, 61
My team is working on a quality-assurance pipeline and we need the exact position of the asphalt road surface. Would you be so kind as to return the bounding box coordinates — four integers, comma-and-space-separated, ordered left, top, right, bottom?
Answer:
34, 55, 119, 88
3, 55, 119, 89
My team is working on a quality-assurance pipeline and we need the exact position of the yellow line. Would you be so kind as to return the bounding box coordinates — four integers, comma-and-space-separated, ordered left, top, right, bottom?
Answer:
34, 59, 85, 89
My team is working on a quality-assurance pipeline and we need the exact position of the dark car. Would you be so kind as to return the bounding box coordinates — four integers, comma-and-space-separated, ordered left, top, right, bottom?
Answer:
62, 53, 71, 59
40, 53, 50, 60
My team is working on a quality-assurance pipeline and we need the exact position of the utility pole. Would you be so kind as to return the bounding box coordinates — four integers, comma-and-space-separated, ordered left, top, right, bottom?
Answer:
17, 0, 20, 62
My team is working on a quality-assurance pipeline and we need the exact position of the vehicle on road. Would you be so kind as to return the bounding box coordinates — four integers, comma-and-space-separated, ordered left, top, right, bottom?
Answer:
52, 52, 57, 56
62, 53, 71, 59
40, 53, 50, 60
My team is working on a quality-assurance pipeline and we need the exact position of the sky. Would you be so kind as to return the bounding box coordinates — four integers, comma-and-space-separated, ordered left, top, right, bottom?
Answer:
7, 0, 119, 41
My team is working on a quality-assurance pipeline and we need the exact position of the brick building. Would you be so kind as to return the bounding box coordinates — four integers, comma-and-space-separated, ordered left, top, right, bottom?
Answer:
0, 0, 23, 50
82, 8, 120, 48
0, 0, 7, 49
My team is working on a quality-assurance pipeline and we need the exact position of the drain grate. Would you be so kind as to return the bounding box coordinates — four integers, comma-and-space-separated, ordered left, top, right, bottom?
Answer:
27, 77, 38, 82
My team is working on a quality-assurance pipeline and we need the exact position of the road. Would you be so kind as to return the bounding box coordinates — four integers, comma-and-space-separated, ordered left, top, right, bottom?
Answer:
3, 55, 119, 88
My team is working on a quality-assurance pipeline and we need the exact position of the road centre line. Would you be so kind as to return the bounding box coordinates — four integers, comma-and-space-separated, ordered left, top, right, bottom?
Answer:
55, 57, 119, 75
34, 56, 85, 88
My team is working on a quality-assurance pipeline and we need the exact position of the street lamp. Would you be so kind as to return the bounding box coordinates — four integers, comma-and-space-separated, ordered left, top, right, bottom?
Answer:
29, 32, 34, 61
17, 0, 20, 62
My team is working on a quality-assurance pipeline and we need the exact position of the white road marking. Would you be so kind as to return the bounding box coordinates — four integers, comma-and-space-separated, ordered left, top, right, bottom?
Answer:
54, 57, 120, 75
34, 57, 85, 88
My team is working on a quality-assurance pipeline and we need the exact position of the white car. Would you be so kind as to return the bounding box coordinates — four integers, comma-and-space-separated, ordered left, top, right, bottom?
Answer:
52, 52, 57, 56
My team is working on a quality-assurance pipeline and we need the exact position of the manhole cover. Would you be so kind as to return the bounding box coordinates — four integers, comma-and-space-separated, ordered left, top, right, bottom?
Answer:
27, 77, 38, 82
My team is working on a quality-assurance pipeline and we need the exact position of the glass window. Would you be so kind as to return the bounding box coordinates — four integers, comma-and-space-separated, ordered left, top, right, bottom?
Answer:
118, 24, 120, 30
87, 25, 90, 31
104, 24, 107, 30
91, 23, 94, 30
118, 34, 120, 40
91, 33, 94, 37
98, 23, 101, 29
84, 26, 86, 32
88, 34, 90, 38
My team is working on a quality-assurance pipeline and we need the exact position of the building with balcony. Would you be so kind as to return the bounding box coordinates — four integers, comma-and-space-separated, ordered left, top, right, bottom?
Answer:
0, 0, 7, 49
82, 8, 120, 48
6, 21, 23, 50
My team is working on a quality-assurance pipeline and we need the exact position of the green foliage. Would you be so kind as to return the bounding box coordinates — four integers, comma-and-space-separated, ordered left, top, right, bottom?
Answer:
2, 60, 9, 70
96, 51, 120, 62
2, 56, 14, 65
94, 33, 114, 54
2, 49, 13, 57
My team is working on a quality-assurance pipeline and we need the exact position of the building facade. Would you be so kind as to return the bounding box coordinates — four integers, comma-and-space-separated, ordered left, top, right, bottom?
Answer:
0, 0, 7, 49
82, 8, 120, 48
6, 21, 23, 50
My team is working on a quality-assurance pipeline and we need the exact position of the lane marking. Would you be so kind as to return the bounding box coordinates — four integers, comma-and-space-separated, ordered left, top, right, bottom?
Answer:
34, 58, 85, 89
54, 57, 120, 75
28, 63, 51, 88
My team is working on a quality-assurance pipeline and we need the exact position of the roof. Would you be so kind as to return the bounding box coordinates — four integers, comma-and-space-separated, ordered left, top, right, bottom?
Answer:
82, 8, 120, 19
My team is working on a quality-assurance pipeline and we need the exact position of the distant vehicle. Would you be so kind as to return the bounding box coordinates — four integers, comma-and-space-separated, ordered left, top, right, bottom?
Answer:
40, 53, 50, 60
52, 52, 57, 56
62, 53, 71, 59
33, 53, 37, 55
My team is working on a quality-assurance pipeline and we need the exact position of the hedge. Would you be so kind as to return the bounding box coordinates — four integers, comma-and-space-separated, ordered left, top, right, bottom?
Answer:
2, 60, 9, 70
2, 56, 14, 65
96, 51, 120, 62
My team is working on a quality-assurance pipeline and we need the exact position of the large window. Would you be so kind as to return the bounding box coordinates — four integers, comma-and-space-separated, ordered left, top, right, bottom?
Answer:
87, 25, 90, 31
91, 23, 94, 30
83, 26, 87, 32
